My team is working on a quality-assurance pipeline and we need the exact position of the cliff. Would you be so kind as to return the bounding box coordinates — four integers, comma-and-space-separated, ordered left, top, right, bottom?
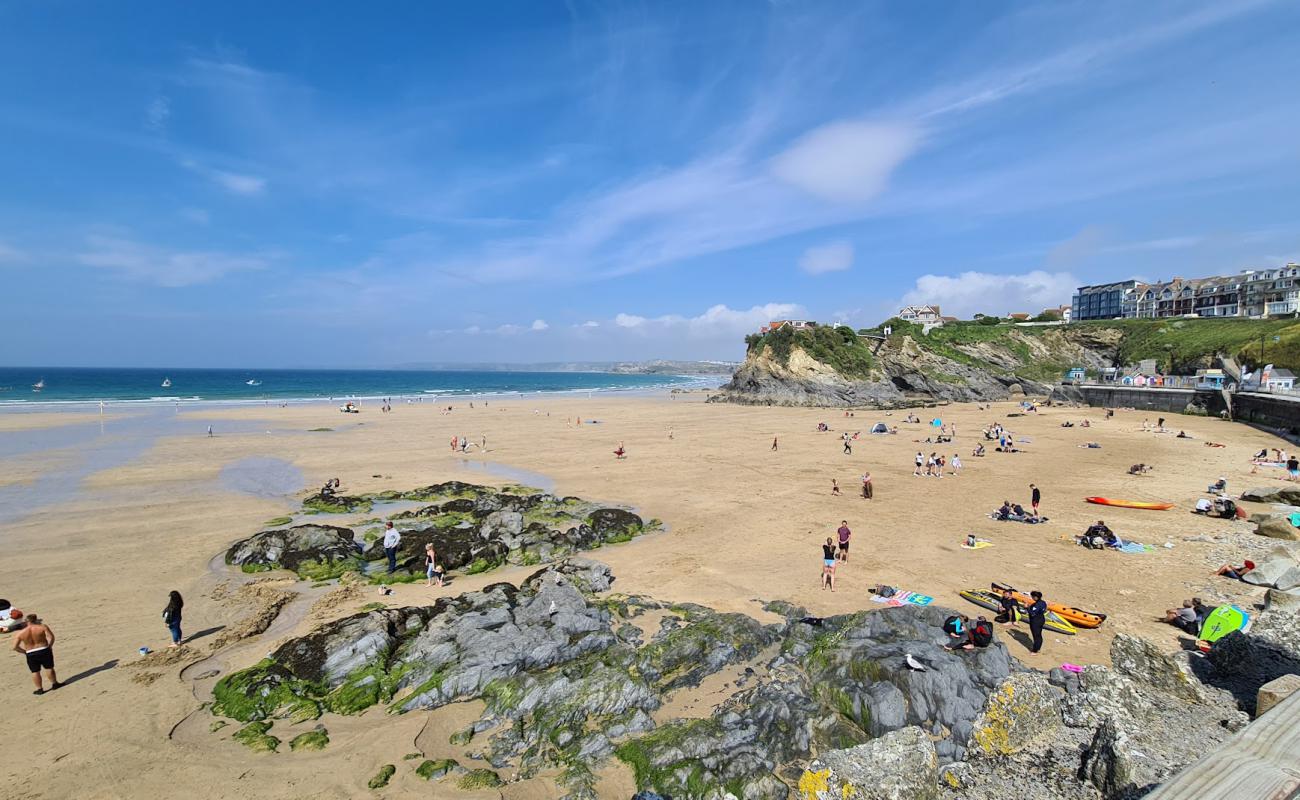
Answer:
715, 321, 1122, 407
716, 317, 1300, 408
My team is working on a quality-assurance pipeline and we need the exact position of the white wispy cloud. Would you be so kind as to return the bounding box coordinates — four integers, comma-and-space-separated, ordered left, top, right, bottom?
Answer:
145, 96, 171, 131
799, 241, 854, 275
210, 169, 267, 195
608, 303, 804, 336
180, 159, 267, 196
771, 122, 918, 203
180, 207, 211, 225
77, 234, 269, 287
899, 270, 1078, 319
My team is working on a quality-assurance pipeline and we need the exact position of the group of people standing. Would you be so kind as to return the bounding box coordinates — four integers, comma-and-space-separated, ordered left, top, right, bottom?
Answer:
820, 521, 854, 591
913, 451, 961, 477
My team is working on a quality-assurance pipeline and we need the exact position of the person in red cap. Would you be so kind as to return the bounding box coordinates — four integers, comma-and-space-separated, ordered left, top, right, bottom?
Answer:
1215, 560, 1255, 581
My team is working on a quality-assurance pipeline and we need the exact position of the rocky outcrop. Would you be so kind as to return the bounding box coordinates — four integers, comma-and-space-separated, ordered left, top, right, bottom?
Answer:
223, 483, 650, 580
1241, 486, 1300, 505
715, 325, 1116, 408
799, 726, 939, 800
225, 525, 358, 576
207, 561, 1288, 800
1250, 513, 1300, 541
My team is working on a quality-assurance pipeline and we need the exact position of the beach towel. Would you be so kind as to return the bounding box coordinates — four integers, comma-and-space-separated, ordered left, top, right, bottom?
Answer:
871, 589, 934, 607
1116, 541, 1156, 554
961, 540, 994, 549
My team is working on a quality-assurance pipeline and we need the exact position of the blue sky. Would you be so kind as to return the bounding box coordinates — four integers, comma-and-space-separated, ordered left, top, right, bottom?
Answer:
2, 1, 1299, 367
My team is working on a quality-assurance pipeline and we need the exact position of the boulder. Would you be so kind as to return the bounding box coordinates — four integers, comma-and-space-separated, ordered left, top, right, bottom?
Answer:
1277, 566, 1300, 591
1251, 513, 1300, 541
586, 508, 644, 541
1242, 486, 1300, 505
793, 605, 1014, 762
1243, 549, 1300, 587
1079, 717, 1136, 799
968, 672, 1064, 757
801, 726, 939, 800
1108, 633, 1202, 703
225, 524, 358, 573
1264, 587, 1300, 612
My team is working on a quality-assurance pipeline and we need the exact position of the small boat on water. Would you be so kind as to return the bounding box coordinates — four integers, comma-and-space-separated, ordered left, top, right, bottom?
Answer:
32, 378, 45, 392
161, 377, 172, 388
246, 379, 261, 386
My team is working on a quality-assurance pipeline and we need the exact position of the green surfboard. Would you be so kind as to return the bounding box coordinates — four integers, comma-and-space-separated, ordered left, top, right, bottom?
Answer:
1200, 605, 1248, 643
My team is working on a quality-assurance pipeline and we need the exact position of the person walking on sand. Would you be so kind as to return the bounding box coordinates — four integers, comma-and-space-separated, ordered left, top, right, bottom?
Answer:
842, 433, 852, 455
1027, 590, 1047, 653
13, 613, 60, 695
772, 436, 778, 451
861, 471, 873, 499
163, 590, 184, 648
831, 479, 841, 496
206, 425, 213, 437
836, 521, 852, 562
1030, 484, 1042, 519
914, 451, 923, 477
821, 538, 837, 591
382, 522, 401, 574
425, 542, 444, 588
951, 454, 962, 476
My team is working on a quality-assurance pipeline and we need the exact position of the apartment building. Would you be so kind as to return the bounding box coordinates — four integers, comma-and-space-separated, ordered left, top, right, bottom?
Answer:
1072, 263, 1300, 320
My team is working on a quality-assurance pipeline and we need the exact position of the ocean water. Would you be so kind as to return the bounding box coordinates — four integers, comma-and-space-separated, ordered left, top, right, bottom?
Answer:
0, 367, 715, 406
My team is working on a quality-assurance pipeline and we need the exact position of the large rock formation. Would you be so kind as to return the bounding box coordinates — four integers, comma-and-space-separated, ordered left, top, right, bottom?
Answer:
223, 482, 648, 580
208, 561, 1293, 799
714, 324, 1118, 408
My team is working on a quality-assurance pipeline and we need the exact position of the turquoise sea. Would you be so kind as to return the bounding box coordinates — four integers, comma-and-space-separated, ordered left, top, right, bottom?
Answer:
0, 367, 716, 406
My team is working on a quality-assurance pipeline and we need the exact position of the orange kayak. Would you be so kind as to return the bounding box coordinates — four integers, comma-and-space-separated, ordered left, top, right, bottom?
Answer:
1085, 496, 1174, 511
991, 582, 1107, 628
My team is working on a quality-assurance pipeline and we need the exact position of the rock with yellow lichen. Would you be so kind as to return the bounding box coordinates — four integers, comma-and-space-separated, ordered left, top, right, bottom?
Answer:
968, 672, 1063, 757
799, 726, 938, 800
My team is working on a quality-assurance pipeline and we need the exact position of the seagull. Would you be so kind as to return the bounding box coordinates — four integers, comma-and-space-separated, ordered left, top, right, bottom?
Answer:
905, 653, 928, 672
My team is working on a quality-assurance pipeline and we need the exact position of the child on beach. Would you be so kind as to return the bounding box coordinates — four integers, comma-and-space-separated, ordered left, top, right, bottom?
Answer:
836, 521, 852, 562
163, 591, 184, 647
831, 479, 841, 496
425, 543, 444, 587
821, 538, 837, 591
861, 472, 872, 499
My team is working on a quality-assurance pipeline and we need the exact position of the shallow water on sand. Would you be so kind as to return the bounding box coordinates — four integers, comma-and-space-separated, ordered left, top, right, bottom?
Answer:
0, 408, 295, 524
218, 457, 305, 498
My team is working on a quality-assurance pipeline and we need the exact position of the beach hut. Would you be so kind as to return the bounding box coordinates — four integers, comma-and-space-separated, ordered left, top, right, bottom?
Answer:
1066, 367, 1087, 383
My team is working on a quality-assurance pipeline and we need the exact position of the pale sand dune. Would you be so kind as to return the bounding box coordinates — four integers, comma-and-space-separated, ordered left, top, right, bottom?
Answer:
0, 395, 1291, 798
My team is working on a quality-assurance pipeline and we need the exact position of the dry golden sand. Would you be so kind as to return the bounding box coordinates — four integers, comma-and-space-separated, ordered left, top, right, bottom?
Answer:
0, 393, 1293, 798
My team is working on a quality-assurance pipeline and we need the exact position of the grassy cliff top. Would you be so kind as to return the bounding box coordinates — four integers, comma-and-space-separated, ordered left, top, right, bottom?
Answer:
743, 324, 875, 379
745, 316, 1300, 381
1083, 317, 1300, 372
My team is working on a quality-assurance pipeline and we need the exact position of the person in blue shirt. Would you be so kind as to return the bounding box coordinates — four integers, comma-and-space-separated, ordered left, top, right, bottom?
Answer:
1027, 590, 1047, 653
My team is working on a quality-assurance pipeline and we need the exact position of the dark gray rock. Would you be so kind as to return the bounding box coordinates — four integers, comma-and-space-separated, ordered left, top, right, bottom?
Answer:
225, 524, 358, 573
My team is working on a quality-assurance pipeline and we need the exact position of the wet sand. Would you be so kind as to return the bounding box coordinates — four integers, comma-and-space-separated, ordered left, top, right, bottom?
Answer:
0, 393, 1294, 798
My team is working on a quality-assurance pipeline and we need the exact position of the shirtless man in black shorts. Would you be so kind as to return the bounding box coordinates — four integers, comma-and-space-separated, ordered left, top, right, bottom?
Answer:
13, 613, 60, 695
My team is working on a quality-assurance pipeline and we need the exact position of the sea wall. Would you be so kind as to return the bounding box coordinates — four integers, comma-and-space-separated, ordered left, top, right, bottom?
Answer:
1055, 384, 1300, 432
1057, 384, 1216, 414
1235, 392, 1300, 434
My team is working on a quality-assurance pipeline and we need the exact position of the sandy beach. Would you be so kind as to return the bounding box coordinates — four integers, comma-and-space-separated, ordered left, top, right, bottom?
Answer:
1, 393, 1294, 798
